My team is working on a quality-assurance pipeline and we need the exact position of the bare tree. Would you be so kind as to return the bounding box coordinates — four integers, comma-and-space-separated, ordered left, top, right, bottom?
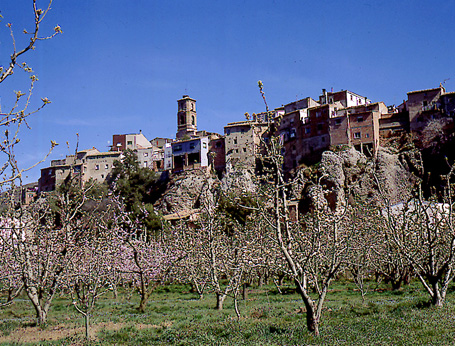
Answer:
379, 164, 455, 306
0, 0, 61, 187
252, 81, 358, 336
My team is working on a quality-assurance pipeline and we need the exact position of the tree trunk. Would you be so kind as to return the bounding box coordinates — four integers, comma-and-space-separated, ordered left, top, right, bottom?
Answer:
303, 300, 319, 336
27, 291, 48, 325
85, 313, 90, 340
295, 279, 320, 336
432, 283, 444, 307
215, 292, 226, 310
138, 294, 148, 313
242, 283, 248, 300
391, 279, 402, 291
35, 306, 48, 326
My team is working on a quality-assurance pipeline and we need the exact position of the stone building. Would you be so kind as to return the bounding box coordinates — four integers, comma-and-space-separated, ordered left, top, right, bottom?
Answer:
38, 148, 122, 193
278, 97, 321, 170
379, 103, 410, 145
407, 86, 445, 133
224, 120, 269, 171
210, 136, 226, 175
176, 95, 197, 139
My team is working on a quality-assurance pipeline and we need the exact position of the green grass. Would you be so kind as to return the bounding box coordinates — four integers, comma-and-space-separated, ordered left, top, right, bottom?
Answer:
1, 280, 455, 345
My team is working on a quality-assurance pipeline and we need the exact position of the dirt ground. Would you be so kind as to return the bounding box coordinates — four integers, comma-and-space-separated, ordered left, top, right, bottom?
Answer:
0, 321, 166, 344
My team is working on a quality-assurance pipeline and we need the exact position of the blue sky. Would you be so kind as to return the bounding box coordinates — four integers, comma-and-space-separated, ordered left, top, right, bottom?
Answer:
1, 0, 454, 183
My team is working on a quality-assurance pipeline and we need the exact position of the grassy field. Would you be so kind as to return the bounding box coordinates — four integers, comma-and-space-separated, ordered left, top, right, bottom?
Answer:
1, 280, 455, 345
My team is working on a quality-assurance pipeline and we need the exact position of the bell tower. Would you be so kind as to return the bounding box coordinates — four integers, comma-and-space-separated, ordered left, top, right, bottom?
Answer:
176, 95, 197, 139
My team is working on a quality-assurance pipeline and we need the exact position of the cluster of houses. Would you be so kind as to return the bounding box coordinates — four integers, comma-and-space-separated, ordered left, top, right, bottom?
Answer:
35, 85, 455, 196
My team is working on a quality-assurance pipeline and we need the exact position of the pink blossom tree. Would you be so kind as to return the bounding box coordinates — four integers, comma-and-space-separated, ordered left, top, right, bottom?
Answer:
110, 195, 180, 313
66, 235, 120, 340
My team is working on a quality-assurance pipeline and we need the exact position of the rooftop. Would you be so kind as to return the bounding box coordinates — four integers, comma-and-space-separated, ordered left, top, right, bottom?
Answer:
407, 86, 445, 95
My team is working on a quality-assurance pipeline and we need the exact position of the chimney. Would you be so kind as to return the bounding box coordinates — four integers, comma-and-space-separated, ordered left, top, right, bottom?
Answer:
322, 88, 328, 105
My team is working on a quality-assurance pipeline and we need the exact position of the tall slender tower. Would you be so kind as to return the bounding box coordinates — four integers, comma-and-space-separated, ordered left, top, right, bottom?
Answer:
176, 95, 197, 139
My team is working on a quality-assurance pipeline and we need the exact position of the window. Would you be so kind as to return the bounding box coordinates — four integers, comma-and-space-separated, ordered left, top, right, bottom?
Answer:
174, 144, 182, 151
357, 116, 364, 122
144, 162, 148, 168
95, 164, 100, 170
105, 164, 109, 169
235, 149, 239, 153
215, 141, 222, 148
192, 115, 195, 125
127, 141, 133, 146
335, 118, 342, 125
243, 148, 247, 152
189, 143, 196, 149
101, 174, 104, 179
365, 133, 370, 138
234, 138, 237, 145
241, 128, 245, 133
354, 132, 361, 139
316, 111, 321, 118
317, 124, 323, 131
290, 129, 296, 138
305, 127, 311, 134
226, 129, 230, 135
144, 152, 148, 157
202, 142, 207, 149
329, 97, 333, 104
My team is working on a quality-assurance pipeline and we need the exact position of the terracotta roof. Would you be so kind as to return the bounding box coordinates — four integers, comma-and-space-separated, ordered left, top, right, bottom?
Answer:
224, 120, 267, 128
407, 87, 444, 95
163, 209, 199, 221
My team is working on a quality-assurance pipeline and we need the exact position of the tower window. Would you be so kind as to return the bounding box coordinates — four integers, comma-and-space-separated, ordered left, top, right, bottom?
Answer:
180, 115, 185, 125
192, 115, 195, 125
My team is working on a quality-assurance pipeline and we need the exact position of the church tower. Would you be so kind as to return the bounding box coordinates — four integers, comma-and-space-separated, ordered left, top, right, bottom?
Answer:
176, 95, 197, 139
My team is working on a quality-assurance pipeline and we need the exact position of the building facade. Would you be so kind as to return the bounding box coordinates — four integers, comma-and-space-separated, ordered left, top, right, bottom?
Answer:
224, 120, 269, 171
38, 148, 122, 193
172, 136, 209, 172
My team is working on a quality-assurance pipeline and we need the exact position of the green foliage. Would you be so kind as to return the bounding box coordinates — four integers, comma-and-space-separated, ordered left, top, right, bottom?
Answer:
109, 149, 161, 233
218, 194, 257, 226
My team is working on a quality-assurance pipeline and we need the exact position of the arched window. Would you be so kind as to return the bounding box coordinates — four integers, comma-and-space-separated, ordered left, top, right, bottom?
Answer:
180, 115, 185, 125
192, 115, 195, 125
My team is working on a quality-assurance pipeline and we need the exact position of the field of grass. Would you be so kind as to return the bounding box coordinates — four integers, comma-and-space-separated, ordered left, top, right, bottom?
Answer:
1, 280, 455, 345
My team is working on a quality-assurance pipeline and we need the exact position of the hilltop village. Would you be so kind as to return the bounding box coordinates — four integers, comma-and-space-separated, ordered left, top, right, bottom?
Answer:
30, 85, 454, 201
